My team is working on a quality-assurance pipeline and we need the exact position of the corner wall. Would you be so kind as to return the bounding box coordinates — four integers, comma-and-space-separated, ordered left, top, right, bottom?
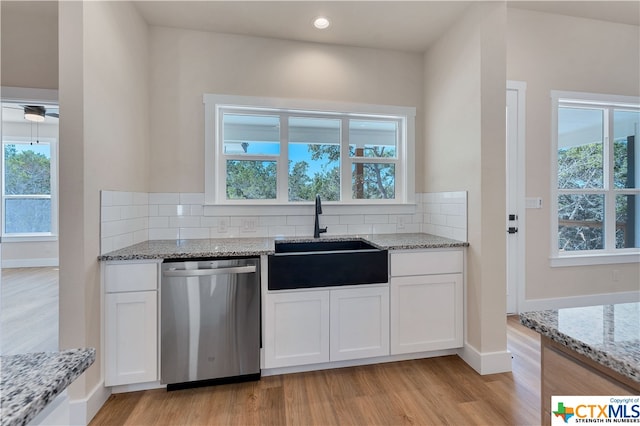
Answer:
58, 1, 150, 421
424, 2, 509, 373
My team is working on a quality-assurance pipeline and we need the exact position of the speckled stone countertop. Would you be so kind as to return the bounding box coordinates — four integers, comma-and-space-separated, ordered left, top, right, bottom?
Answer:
0, 348, 95, 426
520, 303, 639, 383
98, 233, 468, 261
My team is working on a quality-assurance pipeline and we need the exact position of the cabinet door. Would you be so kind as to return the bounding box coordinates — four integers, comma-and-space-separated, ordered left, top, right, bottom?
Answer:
390, 274, 463, 354
264, 290, 330, 368
105, 291, 158, 386
330, 286, 390, 361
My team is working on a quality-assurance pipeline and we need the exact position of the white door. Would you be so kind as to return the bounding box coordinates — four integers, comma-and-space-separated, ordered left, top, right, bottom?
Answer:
263, 290, 330, 368
506, 82, 526, 314
329, 286, 389, 361
105, 290, 158, 386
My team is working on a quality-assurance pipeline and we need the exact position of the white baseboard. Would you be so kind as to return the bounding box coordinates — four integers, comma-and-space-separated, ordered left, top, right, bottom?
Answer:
68, 381, 111, 425
457, 343, 512, 375
2, 258, 59, 268
110, 381, 164, 394
519, 290, 640, 313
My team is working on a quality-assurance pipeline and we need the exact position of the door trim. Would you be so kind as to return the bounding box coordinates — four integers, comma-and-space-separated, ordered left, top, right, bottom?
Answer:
506, 80, 527, 314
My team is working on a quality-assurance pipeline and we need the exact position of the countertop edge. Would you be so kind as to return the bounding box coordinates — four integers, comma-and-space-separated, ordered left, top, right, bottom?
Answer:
519, 312, 640, 384
98, 234, 469, 261
0, 348, 96, 426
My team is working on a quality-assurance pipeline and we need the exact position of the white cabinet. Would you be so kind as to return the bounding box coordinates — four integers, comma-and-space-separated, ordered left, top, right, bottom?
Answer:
264, 290, 330, 368
330, 286, 389, 361
104, 262, 159, 386
390, 250, 463, 355
264, 285, 389, 368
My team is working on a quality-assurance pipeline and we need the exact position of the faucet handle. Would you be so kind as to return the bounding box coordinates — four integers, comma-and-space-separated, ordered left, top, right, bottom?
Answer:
319, 227, 327, 234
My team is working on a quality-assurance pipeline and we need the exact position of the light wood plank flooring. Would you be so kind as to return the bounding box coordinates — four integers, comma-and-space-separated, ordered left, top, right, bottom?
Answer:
91, 316, 541, 426
0, 267, 59, 355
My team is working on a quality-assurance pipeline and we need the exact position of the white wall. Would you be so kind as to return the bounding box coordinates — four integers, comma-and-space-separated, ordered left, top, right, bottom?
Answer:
1, 1, 58, 90
147, 27, 425, 192
507, 8, 640, 305
424, 2, 509, 371
58, 1, 149, 416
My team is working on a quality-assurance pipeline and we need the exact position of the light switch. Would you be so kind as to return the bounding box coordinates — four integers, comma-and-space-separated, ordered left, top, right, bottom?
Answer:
525, 197, 542, 209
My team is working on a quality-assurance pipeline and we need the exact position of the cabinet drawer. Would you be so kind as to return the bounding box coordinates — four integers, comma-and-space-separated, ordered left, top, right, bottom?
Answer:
105, 262, 158, 293
390, 250, 462, 276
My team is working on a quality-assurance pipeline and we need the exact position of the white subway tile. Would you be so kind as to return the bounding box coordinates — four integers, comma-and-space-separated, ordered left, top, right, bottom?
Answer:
347, 224, 372, 234
365, 215, 389, 224
149, 192, 180, 204
268, 226, 296, 237
190, 205, 204, 216
372, 223, 396, 234
452, 228, 467, 242
148, 205, 159, 217
149, 228, 180, 240
404, 223, 422, 233
259, 216, 287, 227
112, 191, 133, 206
447, 215, 467, 229
169, 216, 201, 228
179, 228, 210, 239
133, 229, 148, 244
101, 206, 121, 222
286, 215, 313, 226
112, 233, 134, 251
339, 215, 365, 225
149, 217, 169, 229
101, 237, 113, 255
101, 190, 114, 206
431, 214, 447, 226
158, 204, 180, 217
324, 224, 348, 235
132, 192, 149, 205
180, 193, 205, 205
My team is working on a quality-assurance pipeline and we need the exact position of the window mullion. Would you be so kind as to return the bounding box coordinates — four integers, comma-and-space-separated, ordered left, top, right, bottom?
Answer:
341, 117, 350, 202
278, 114, 289, 203
605, 108, 617, 251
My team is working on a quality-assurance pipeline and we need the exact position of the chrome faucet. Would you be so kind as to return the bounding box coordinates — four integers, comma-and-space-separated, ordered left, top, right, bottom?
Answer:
314, 195, 327, 238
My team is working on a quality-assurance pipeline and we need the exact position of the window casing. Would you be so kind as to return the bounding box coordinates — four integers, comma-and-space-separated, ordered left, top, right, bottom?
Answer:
551, 91, 640, 265
204, 94, 415, 208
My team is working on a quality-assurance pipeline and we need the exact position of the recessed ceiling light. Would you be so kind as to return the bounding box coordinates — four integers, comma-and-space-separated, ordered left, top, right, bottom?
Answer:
313, 16, 331, 30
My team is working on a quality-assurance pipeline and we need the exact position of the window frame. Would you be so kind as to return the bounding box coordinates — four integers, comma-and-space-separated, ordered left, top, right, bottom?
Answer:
550, 90, 640, 266
1, 137, 59, 241
204, 94, 415, 209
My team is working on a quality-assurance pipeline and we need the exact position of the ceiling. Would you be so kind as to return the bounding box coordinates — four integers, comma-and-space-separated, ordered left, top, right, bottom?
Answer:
132, 1, 640, 53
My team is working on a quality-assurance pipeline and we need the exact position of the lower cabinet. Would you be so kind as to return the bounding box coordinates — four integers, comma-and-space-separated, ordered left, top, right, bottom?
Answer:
330, 286, 389, 361
104, 261, 159, 387
389, 249, 464, 355
264, 285, 389, 369
390, 273, 463, 354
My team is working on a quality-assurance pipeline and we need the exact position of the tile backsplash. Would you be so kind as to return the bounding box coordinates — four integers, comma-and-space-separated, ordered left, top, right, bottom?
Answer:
100, 191, 467, 254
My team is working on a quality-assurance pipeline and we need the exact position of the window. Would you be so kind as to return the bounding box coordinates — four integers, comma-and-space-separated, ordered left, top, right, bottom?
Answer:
2, 140, 57, 237
552, 91, 639, 264
204, 94, 415, 206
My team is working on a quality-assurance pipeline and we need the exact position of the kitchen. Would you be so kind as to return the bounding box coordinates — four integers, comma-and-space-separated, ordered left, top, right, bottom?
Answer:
0, 1, 638, 425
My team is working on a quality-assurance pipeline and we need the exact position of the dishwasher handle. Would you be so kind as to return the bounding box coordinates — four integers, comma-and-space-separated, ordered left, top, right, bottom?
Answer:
163, 265, 256, 277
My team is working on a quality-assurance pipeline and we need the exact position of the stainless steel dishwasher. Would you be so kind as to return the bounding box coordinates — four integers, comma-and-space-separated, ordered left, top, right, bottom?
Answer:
161, 257, 260, 390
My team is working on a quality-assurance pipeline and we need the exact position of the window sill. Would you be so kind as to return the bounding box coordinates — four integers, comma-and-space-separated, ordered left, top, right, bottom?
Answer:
2, 234, 58, 243
204, 203, 417, 216
550, 252, 640, 267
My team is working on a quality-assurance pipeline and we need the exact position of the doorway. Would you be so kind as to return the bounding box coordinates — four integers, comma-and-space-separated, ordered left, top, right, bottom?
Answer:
0, 87, 59, 354
506, 81, 526, 314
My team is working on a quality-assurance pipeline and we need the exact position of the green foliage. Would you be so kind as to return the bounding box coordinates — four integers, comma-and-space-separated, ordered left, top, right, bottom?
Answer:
557, 139, 634, 251
4, 145, 50, 195
226, 160, 277, 199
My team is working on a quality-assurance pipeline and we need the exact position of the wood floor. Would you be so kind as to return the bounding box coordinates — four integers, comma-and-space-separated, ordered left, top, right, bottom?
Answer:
91, 316, 541, 426
0, 267, 59, 355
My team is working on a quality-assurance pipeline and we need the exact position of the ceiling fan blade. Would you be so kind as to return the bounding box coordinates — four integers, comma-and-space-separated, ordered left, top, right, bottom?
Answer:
45, 112, 59, 118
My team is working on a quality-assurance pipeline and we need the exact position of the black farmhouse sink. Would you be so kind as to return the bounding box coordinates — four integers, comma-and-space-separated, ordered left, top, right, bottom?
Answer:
268, 239, 389, 290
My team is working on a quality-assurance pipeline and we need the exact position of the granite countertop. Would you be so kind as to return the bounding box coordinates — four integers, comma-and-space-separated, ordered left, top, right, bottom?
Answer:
0, 348, 95, 426
520, 302, 639, 383
98, 233, 468, 261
